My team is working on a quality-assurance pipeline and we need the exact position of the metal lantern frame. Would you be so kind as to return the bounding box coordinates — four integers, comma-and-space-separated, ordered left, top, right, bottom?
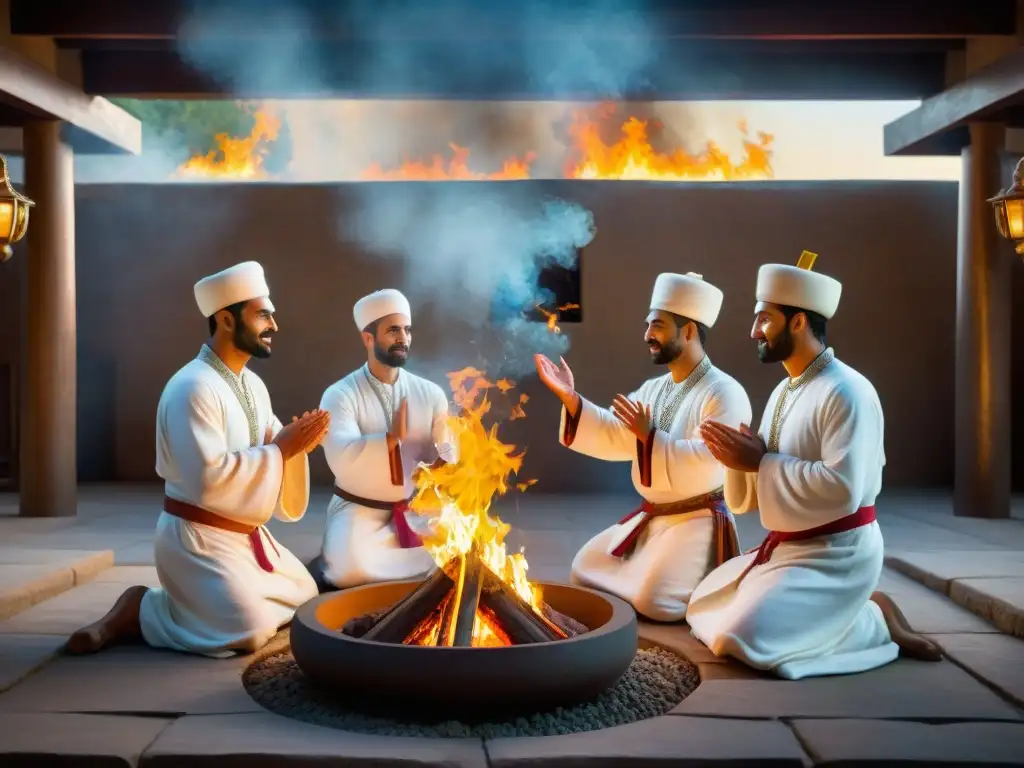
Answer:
989, 156, 1024, 256
0, 154, 34, 263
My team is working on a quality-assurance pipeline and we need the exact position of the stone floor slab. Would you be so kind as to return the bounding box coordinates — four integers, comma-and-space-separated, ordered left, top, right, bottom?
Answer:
486, 715, 807, 766
0, 579, 144, 635
114, 543, 155, 565
139, 712, 489, 768
671, 658, 1022, 721
0, 564, 75, 621
791, 718, 1024, 767
886, 550, 1024, 593
0, 646, 261, 715
637, 620, 725, 665
0, 633, 67, 692
949, 577, 1024, 638
877, 568, 999, 633
929, 632, 1024, 706
0, 712, 172, 768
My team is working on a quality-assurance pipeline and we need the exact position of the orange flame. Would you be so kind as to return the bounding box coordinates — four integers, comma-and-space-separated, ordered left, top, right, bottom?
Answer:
176, 108, 281, 179
408, 367, 540, 646
565, 106, 774, 181
361, 143, 536, 181
536, 303, 580, 334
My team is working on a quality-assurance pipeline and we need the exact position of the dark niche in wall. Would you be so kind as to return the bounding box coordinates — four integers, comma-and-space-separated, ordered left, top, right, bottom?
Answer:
492, 248, 582, 326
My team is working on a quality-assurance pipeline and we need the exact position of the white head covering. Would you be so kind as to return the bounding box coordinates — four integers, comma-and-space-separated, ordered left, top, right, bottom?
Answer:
353, 288, 412, 331
649, 272, 724, 328
755, 256, 842, 319
193, 261, 271, 317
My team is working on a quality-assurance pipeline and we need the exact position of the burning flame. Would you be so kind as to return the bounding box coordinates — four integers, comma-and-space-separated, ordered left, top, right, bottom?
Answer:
564, 107, 774, 181
177, 102, 773, 182
536, 303, 580, 334
361, 144, 536, 181
408, 367, 540, 645
176, 108, 281, 179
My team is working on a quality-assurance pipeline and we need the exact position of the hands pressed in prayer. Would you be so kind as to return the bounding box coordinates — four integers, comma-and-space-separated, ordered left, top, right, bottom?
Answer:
390, 398, 408, 443
699, 420, 767, 472
274, 409, 331, 459
534, 354, 579, 412
611, 394, 652, 440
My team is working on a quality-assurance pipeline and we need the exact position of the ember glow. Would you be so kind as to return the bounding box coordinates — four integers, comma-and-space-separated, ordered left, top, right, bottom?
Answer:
174, 102, 774, 182
408, 367, 539, 647
536, 303, 580, 334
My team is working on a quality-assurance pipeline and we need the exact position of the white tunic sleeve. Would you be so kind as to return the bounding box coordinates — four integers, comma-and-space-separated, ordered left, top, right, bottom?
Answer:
266, 414, 310, 523
167, 381, 285, 528
320, 385, 401, 492
756, 384, 882, 533
641, 380, 752, 499
558, 392, 640, 462
723, 469, 758, 514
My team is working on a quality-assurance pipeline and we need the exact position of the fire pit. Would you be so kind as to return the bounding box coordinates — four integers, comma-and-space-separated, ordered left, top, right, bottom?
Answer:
290, 573, 637, 719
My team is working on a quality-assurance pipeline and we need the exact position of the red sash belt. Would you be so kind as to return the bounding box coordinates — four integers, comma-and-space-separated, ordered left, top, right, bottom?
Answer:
162, 495, 280, 573
737, 505, 877, 581
611, 489, 736, 561
333, 486, 422, 549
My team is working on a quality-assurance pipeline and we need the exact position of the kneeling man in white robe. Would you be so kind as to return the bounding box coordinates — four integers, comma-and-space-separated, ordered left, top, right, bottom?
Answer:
310, 289, 456, 590
67, 261, 328, 657
691, 252, 943, 679
535, 272, 752, 622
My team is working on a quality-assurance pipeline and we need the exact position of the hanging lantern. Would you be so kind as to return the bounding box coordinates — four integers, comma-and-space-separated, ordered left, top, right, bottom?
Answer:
0, 154, 34, 264
988, 156, 1024, 257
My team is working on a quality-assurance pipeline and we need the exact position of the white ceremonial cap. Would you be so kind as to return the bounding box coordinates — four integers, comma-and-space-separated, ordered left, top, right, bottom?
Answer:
754, 250, 842, 320
649, 272, 724, 328
193, 261, 271, 317
353, 288, 412, 331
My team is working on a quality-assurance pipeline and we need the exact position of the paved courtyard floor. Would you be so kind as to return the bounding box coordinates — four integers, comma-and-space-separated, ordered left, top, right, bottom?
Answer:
1, 484, 1023, 766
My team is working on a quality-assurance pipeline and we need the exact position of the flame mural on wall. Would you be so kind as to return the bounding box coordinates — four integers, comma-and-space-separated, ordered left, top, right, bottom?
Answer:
175, 102, 775, 181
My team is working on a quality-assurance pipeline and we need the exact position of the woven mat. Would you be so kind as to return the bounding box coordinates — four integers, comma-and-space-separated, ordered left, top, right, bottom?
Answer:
243, 635, 700, 738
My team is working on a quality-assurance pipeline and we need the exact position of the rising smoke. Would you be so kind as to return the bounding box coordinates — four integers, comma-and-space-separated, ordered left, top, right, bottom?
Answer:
173, 0, 662, 375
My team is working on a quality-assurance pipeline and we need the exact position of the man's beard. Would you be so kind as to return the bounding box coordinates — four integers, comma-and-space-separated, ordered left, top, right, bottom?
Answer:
234, 322, 273, 359
758, 327, 794, 363
375, 340, 408, 368
648, 337, 683, 365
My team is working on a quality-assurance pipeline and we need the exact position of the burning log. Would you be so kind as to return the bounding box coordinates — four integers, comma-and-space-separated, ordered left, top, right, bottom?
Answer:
442, 550, 486, 647
360, 560, 456, 644
479, 570, 566, 645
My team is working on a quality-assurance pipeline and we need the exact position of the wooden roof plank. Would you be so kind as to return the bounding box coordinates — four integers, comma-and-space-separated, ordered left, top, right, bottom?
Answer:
884, 47, 1024, 156
0, 46, 141, 155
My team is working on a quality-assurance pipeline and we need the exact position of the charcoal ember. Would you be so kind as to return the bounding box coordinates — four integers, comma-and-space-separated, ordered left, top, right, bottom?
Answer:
341, 607, 393, 638
542, 604, 589, 637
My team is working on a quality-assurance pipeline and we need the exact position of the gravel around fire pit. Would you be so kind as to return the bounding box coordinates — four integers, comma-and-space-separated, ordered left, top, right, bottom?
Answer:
243, 632, 699, 738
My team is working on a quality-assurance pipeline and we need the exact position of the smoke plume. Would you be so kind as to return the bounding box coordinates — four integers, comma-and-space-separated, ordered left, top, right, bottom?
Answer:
339, 183, 595, 378
172, 0, 663, 374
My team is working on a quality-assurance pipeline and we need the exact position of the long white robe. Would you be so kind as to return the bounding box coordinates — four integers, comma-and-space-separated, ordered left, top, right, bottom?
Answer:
561, 359, 752, 621
685, 351, 899, 679
319, 364, 454, 589
140, 348, 318, 658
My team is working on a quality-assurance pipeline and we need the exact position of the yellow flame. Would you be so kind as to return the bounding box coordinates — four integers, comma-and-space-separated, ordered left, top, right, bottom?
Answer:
409, 367, 542, 613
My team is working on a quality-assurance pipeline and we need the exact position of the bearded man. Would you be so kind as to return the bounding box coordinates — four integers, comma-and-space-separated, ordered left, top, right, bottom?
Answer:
309, 288, 456, 590
66, 261, 328, 657
535, 272, 751, 622
689, 253, 943, 678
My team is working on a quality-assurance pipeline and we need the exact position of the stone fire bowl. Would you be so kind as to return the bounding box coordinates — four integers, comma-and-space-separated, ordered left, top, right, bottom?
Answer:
290, 580, 638, 720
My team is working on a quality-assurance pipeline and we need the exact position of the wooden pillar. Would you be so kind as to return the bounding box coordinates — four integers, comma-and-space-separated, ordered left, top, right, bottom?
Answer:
954, 122, 1010, 519
19, 120, 76, 517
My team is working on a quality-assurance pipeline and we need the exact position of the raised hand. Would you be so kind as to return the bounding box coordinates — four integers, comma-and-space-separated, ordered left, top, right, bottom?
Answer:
699, 420, 767, 472
611, 394, 652, 440
534, 354, 579, 412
